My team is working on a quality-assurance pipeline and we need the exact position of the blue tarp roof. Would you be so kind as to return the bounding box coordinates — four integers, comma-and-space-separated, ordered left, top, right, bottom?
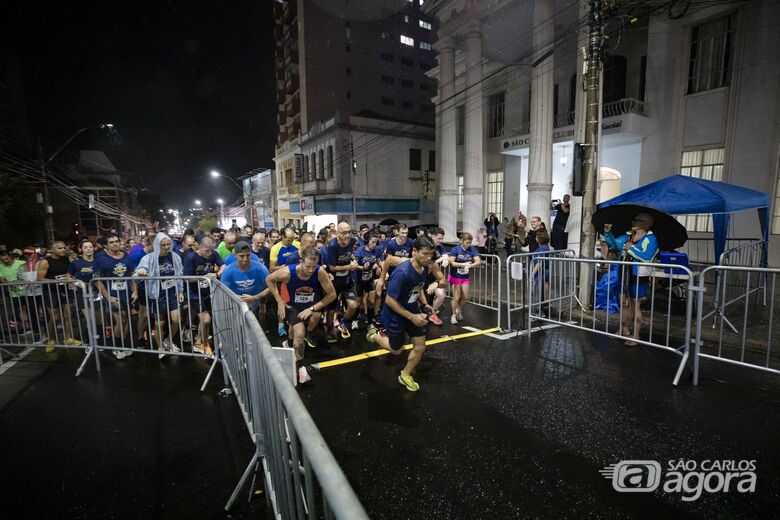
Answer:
598, 175, 769, 264
598, 175, 769, 214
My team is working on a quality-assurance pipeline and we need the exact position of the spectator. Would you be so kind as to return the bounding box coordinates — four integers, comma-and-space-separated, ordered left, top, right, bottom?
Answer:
551, 194, 571, 250
475, 226, 488, 254
484, 213, 500, 238
521, 216, 545, 253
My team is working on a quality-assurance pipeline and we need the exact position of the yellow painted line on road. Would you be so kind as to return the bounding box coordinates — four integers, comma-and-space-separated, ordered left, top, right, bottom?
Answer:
312, 327, 500, 370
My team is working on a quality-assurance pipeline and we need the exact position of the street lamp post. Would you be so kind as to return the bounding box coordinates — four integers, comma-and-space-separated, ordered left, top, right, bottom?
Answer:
39, 123, 114, 243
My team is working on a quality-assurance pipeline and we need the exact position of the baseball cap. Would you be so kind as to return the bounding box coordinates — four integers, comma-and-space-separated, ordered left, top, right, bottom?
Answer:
234, 240, 251, 253
22, 246, 36, 254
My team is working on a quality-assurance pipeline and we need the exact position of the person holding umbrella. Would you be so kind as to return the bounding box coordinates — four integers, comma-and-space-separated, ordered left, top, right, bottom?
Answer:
603, 212, 659, 347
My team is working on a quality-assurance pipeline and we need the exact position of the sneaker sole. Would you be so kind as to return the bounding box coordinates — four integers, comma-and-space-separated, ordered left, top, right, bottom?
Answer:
397, 375, 419, 392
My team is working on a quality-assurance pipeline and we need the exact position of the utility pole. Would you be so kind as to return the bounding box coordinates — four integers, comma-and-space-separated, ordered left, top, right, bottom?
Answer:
38, 139, 55, 244
578, 0, 603, 304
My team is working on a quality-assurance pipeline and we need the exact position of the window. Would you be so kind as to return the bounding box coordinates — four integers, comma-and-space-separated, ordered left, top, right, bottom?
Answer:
603, 55, 627, 103
381, 53, 394, 62
401, 57, 413, 67
345, 44, 351, 52
679, 148, 725, 231
345, 21, 351, 28
420, 83, 432, 92
486, 171, 504, 217
457, 175, 464, 218
419, 20, 432, 30
318, 149, 325, 179
401, 101, 413, 109
428, 150, 436, 172
409, 148, 422, 170
381, 75, 395, 84
346, 91, 351, 100
400, 35, 414, 46
346, 67, 351, 76
488, 92, 506, 138
404, 15, 410, 23
303, 155, 309, 181
420, 41, 431, 50
639, 55, 647, 101
381, 97, 395, 106
401, 79, 413, 88
688, 14, 736, 94
310, 152, 316, 181
553, 83, 559, 118
456, 105, 465, 145
419, 62, 431, 71
327, 146, 334, 178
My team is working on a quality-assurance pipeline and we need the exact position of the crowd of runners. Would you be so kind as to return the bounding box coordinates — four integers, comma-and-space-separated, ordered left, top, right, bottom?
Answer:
0, 220, 507, 392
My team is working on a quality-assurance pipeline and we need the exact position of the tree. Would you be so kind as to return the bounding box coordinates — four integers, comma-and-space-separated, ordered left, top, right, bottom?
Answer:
198, 215, 218, 232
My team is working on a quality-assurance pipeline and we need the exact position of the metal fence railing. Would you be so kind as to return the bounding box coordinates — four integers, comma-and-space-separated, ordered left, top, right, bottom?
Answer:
526, 256, 696, 386
443, 253, 502, 330
694, 265, 778, 385
679, 237, 762, 268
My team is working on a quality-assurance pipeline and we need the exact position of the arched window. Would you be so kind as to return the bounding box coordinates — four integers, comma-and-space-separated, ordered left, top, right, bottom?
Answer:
310, 153, 316, 181
327, 146, 334, 178
318, 149, 325, 179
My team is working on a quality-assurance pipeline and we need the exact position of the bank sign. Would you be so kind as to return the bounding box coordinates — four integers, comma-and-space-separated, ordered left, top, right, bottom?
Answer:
299, 196, 315, 215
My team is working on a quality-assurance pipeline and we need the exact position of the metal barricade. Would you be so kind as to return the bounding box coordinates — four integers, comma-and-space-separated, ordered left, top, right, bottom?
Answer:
211, 281, 368, 518
0, 279, 97, 374
85, 275, 220, 387
527, 256, 695, 385
679, 237, 761, 268
454, 253, 501, 329
704, 240, 768, 333
693, 265, 778, 385
505, 250, 575, 331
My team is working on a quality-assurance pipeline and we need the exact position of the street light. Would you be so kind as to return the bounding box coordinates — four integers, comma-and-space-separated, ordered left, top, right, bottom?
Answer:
194, 199, 201, 206
210, 169, 243, 191
216, 198, 225, 227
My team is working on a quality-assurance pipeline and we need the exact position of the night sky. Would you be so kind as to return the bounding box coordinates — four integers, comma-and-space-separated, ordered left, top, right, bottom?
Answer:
6, 0, 277, 208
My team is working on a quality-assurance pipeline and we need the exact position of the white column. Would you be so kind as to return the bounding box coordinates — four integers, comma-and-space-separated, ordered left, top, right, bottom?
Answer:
527, 0, 555, 228
436, 37, 458, 240
462, 26, 485, 237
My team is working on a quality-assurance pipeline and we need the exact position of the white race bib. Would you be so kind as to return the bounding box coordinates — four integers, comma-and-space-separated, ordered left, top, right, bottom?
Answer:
198, 279, 210, 289
55, 274, 69, 281
161, 279, 176, 290
335, 270, 349, 277
361, 270, 373, 281
111, 280, 127, 291
294, 291, 315, 304
457, 267, 469, 276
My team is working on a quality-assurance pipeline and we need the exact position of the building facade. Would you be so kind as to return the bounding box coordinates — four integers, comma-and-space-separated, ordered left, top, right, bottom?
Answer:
273, 0, 439, 229
425, 0, 780, 263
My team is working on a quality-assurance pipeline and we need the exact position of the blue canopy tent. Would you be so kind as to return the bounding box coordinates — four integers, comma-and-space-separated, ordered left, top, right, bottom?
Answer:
598, 175, 770, 265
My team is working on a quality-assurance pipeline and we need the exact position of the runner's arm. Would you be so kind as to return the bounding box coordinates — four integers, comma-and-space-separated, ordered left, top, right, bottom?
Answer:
317, 267, 337, 310
36, 259, 48, 281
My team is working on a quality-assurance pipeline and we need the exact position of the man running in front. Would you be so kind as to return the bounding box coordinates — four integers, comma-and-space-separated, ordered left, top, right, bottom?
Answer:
265, 246, 336, 384
367, 236, 435, 392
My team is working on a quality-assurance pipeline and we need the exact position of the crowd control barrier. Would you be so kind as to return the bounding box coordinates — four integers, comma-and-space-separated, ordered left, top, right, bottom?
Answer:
694, 265, 778, 385
525, 256, 696, 386
444, 253, 502, 330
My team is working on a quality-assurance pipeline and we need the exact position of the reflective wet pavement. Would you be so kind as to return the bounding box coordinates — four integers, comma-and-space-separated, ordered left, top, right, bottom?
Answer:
1, 305, 778, 519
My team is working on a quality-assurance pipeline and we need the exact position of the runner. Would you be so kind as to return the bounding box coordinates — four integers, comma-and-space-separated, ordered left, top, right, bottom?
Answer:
0, 250, 28, 338
324, 222, 361, 341
19, 247, 44, 342
367, 236, 437, 392
183, 236, 224, 356
447, 232, 482, 324
135, 232, 185, 359
37, 241, 78, 350
353, 233, 381, 326
251, 231, 271, 267
67, 238, 97, 328
95, 235, 137, 358
269, 227, 301, 336
220, 241, 270, 319
216, 231, 236, 260
427, 228, 449, 325
265, 246, 336, 384
285, 232, 315, 265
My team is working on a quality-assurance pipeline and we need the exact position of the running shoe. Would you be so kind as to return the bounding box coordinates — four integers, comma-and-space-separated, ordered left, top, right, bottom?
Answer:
204, 344, 214, 357
326, 329, 338, 344
65, 338, 82, 346
45, 340, 56, 353
338, 320, 351, 339
298, 366, 312, 384
428, 313, 443, 326
456, 309, 464, 321
278, 323, 287, 337
181, 328, 192, 343
351, 320, 360, 330
450, 315, 458, 325
193, 343, 206, 355
168, 339, 181, 353
398, 373, 420, 392
365, 324, 379, 344
304, 334, 316, 349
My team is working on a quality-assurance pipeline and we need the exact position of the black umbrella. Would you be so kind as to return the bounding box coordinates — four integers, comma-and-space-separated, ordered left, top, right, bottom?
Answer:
591, 204, 688, 251
378, 218, 400, 226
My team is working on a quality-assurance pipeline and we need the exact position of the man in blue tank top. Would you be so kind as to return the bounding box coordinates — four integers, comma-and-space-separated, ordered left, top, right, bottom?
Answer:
265, 246, 336, 385
367, 236, 436, 392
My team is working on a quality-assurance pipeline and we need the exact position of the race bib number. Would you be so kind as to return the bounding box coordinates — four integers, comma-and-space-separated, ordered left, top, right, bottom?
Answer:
335, 270, 349, 277
55, 274, 69, 281
294, 291, 315, 304
198, 279, 210, 289
407, 289, 420, 304
361, 270, 373, 281
111, 280, 127, 291
457, 267, 470, 276
161, 279, 176, 290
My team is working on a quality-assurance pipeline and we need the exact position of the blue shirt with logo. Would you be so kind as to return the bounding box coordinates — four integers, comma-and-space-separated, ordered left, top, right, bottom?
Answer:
380, 260, 428, 333
220, 261, 269, 311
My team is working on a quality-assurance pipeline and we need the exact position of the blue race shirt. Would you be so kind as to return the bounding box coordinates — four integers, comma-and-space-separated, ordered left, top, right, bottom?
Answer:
326, 237, 358, 285
95, 252, 134, 297
380, 260, 428, 333
157, 254, 177, 300
183, 250, 223, 300
286, 264, 323, 312
383, 237, 414, 260
449, 245, 480, 280
254, 246, 271, 267
220, 261, 269, 311
68, 257, 96, 294
353, 245, 378, 284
